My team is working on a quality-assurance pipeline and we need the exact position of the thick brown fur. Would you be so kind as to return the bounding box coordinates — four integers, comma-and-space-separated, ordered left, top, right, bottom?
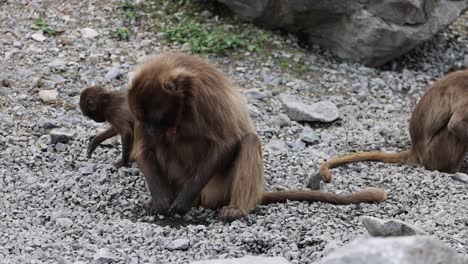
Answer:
320, 69, 468, 183
79, 85, 134, 168
127, 52, 386, 222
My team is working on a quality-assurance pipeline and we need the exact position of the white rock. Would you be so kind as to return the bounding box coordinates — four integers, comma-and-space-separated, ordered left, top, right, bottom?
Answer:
81, 28, 99, 38
166, 238, 190, 250
105, 67, 121, 80
279, 93, 339, 122
191, 256, 290, 264
94, 248, 119, 263
31, 31, 46, 42
181, 42, 192, 52
38, 90, 58, 102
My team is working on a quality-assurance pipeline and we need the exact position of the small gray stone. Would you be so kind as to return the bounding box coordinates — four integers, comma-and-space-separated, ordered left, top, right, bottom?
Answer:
451, 173, 468, 184
181, 42, 192, 52
373, 78, 387, 87
200, 10, 213, 18
38, 90, 58, 102
31, 31, 46, 42
166, 238, 190, 251
361, 216, 427, 237
317, 236, 468, 264
301, 126, 319, 144
55, 217, 73, 228
261, 69, 282, 86
36, 134, 50, 150
50, 129, 75, 144
402, 68, 414, 81
244, 89, 271, 100
191, 256, 290, 264
105, 67, 121, 80
48, 60, 67, 71
140, 39, 152, 46
268, 114, 291, 128
463, 54, 468, 68
268, 139, 287, 152
94, 248, 118, 263
279, 93, 339, 122
248, 105, 261, 118
306, 171, 322, 190
55, 142, 67, 152
77, 162, 97, 175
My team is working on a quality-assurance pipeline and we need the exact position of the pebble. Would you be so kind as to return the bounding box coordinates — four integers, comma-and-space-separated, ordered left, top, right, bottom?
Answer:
268, 114, 291, 128
94, 248, 119, 263
31, 31, 46, 42
38, 89, 58, 102
50, 129, 75, 144
181, 42, 192, 52
301, 126, 320, 144
200, 10, 213, 18
244, 89, 271, 100
81, 27, 99, 38
105, 67, 121, 80
166, 239, 190, 251
55, 217, 73, 228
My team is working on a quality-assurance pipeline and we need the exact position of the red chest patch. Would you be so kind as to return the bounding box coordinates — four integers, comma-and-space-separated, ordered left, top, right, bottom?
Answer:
166, 127, 177, 137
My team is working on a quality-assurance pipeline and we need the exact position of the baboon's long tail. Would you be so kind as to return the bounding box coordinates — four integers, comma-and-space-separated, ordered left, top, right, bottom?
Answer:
320, 150, 411, 183
261, 187, 386, 205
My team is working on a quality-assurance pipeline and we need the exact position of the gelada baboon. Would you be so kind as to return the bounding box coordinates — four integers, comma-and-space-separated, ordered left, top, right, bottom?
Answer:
321, 69, 468, 183
79, 85, 134, 168
128, 53, 386, 221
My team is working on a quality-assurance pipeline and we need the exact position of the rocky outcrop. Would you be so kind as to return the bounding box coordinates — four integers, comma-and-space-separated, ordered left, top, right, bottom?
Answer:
317, 236, 468, 264
216, 0, 468, 66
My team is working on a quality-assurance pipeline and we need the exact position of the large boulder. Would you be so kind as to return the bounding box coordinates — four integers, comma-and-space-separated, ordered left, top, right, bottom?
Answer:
191, 256, 290, 264
215, 0, 468, 66
316, 236, 468, 264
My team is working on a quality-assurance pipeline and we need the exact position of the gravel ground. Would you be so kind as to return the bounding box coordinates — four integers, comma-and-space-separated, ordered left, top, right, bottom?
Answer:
1, 1, 467, 263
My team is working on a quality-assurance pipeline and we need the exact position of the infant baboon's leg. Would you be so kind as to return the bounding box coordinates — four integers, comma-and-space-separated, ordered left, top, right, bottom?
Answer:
87, 127, 118, 157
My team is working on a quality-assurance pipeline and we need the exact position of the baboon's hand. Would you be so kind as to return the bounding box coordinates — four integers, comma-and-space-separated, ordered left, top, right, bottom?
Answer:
170, 195, 192, 215
113, 159, 130, 168
86, 141, 97, 158
147, 196, 171, 215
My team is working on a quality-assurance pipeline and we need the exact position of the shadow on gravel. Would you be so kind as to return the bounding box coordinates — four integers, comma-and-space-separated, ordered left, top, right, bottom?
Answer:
129, 204, 213, 228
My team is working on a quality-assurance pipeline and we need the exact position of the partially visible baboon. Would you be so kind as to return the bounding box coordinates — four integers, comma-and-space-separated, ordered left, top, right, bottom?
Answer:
128, 52, 386, 222
79, 85, 134, 168
320, 69, 468, 183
